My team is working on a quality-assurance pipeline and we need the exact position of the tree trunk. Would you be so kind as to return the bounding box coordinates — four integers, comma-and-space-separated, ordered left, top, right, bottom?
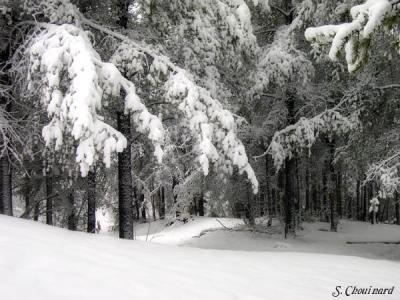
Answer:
356, 179, 361, 221
172, 176, 180, 218
0, 163, 2, 215
133, 187, 140, 220
246, 184, 255, 226
45, 172, 53, 225
117, 112, 133, 239
198, 191, 205, 217
336, 170, 342, 218
284, 158, 295, 237
305, 166, 310, 212
327, 139, 338, 232
33, 201, 40, 221
23, 175, 30, 217
87, 169, 96, 233
395, 192, 400, 225
67, 192, 76, 230
0, 156, 12, 216
160, 187, 165, 219
283, 91, 296, 237
363, 184, 368, 222
265, 156, 272, 217
322, 167, 328, 222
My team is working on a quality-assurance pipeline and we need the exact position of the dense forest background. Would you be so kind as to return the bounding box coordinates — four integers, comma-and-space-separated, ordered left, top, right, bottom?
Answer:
1, 0, 400, 239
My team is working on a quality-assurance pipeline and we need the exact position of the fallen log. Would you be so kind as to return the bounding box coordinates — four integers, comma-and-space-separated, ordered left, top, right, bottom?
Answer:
346, 241, 400, 245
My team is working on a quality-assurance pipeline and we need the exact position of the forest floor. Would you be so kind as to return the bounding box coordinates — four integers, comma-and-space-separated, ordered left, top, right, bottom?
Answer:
1, 216, 399, 299
133, 216, 400, 261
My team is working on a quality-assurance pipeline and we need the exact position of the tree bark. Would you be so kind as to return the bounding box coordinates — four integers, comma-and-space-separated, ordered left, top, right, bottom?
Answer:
284, 158, 295, 237
327, 139, 337, 232
337, 170, 342, 218
117, 112, 133, 239
67, 192, 76, 230
322, 166, 328, 222
160, 187, 165, 218
45, 172, 53, 225
23, 175, 30, 217
356, 179, 361, 221
0, 162, 2, 215
0, 156, 12, 216
363, 184, 368, 222
395, 192, 400, 225
33, 200, 40, 221
283, 91, 296, 237
305, 166, 310, 212
87, 169, 96, 233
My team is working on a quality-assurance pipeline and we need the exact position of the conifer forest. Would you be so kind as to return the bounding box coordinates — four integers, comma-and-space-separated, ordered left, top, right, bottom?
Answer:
1, 1, 400, 299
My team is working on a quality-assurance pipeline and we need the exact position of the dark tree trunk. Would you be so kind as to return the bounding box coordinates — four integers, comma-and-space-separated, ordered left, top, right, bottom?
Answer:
151, 194, 156, 221
284, 158, 295, 237
363, 184, 368, 222
305, 166, 310, 212
356, 179, 361, 221
295, 158, 301, 223
337, 171, 342, 218
327, 139, 338, 232
198, 191, 205, 217
160, 187, 165, 218
0, 156, 12, 216
87, 169, 96, 233
265, 156, 272, 216
117, 0, 130, 28
312, 179, 318, 214
0, 163, 2, 214
117, 112, 133, 239
33, 200, 40, 221
45, 172, 53, 225
277, 168, 285, 217
140, 193, 146, 220
246, 185, 255, 226
172, 176, 180, 217
23, 175, 30, 216
283, 91, 296, 238
395, 192, 400, 225
322, 167, 328, 222
67, 192, 76, 230
133, 187, 140, 220
0, 35, 12, 216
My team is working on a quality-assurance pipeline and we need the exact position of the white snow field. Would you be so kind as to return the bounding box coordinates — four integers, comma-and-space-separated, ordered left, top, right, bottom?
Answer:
1, 215, 400, 300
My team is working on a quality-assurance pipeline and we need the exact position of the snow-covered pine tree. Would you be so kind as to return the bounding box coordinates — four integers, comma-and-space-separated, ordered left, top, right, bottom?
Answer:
305, 0, 400, 208
4, 0, 260, 234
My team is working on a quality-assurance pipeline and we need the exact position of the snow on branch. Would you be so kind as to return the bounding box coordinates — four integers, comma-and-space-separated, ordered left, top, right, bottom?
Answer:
166, 70, 258, 193
253, 27, 314, 91
23, 0, 82, 26
81, 17, 259, 192
305, 0, 400, 72
24, 0, 258, 191
366, 152, 400, 197
256, 100, 360, 170
27, 24, 164, 176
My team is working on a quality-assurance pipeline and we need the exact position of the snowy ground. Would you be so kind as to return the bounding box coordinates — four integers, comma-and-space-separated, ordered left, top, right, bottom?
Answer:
184, 219, 400, 261
1, 216, 400, 300
134, 217, 245, 244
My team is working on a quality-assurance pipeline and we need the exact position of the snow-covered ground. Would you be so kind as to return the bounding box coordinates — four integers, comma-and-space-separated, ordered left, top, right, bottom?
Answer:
1, 215, 400, 300
185, 219, 400, 261
134, 217, 245, 244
